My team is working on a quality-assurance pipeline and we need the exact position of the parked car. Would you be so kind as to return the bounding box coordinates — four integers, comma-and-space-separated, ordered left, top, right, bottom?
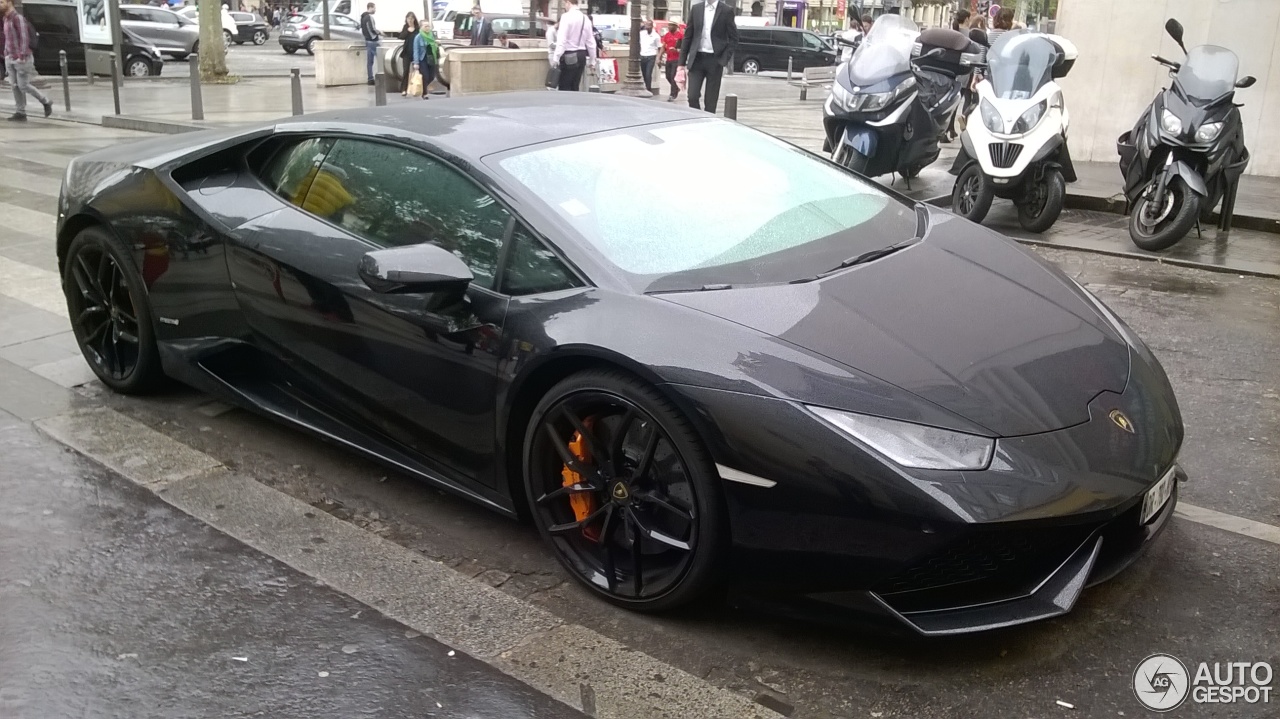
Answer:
279, 12, 364, 55
119, 4, 201, 59
176, 4, 240, 43
734, 26, 837, 74
230, 11, 271, 45
449, 13, 550, 44
26, 0, 165, 77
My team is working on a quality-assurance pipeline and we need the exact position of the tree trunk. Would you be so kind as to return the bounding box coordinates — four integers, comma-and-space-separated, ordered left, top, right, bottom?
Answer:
198, 0, 229, 81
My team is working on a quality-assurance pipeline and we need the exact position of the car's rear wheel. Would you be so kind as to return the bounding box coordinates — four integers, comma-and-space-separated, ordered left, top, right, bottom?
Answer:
253, 30, 268, 45
740, 57, 760, 75
523, 370, 726, 612
62, 227, 164, 394
304, 37, 317, 55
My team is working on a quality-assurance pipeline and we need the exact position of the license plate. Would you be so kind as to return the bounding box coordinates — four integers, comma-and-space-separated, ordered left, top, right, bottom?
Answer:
1141, 468, 1175, 524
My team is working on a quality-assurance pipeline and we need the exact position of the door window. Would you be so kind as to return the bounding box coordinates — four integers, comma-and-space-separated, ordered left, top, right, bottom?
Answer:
119, 8, 149, 22
332, 15, 358, 28
260, 137, 337, 207
502, 226, 581, 296
801, 32, 824, 50
773, 31, 804, 48
305, 139, 509, 289
25, 5, 76, 34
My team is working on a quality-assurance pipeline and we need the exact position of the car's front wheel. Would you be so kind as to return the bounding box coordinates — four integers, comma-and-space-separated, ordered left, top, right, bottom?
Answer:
523, 370, 726, 612
124, 57, 154, 77
62, 227, 164, 394
283, 45, 298, 54
740, 57, 760, 74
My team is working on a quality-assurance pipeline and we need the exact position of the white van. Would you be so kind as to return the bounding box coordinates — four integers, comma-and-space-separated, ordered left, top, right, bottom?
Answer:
432, 0, 524, 40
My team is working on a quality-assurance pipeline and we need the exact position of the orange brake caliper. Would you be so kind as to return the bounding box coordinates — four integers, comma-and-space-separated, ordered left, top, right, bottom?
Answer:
560, 423, 600, 541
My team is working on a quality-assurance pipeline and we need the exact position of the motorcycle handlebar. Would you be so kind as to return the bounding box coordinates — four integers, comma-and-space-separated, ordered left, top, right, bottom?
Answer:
1151, 54, 1181, 70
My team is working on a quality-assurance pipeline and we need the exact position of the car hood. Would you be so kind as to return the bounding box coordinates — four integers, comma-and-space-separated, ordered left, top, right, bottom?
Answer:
658, 209, 1130, 437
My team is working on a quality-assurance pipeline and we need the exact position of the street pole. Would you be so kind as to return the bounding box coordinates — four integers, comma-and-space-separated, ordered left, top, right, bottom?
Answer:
108, 0, 123, 86
323, 0, 331, 40
615, 0, 649, 96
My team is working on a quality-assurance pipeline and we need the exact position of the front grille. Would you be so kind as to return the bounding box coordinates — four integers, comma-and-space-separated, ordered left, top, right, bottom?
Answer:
989, 142, 1024, 169
876, 526, 1091, 596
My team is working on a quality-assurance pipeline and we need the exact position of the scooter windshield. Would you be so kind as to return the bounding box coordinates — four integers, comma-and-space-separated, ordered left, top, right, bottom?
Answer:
988, 32, 1057, 100
847, 14, 920, 86
1177, 46, 1239, 101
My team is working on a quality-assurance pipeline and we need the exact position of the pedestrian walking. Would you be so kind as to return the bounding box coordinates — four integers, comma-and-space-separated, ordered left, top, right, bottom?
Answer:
638, 19, 660, 95
660, 21, 683, 101
397, 11, 419, 96
497, 32, 518, 49
469, 5, 493, 46
411, 20, 440, 99
951, 8, 970, 31
679, 0, 737, 114
545, 20, 559, 88
551, 0, 596, 92
987, 7, 1014, 48
1, 0, 52, 122
359, 2, 379, 85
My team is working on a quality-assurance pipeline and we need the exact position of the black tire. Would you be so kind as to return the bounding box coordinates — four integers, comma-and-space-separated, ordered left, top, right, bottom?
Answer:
1129, 177, 1200, 251
845, 149, 870, 175
191, 41, 199, 56
1016, 168, 1066, 233
523, 369, 727, 612
304, 37, 317, 55
62, 227, 165, 394
739, 57, 761, 74
224, 30, 234, 43
253, 30, 268, 45
283, 46, 298, 54
124, 57, 153, 77
952, 163, 993, 223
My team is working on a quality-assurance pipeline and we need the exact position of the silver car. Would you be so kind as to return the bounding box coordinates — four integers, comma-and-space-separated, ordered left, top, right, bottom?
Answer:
119, 4, 201, 59
279, 12, 364, 55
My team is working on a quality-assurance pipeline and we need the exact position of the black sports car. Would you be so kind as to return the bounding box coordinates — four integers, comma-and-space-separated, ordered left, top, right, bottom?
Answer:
56, 93, 1184, 635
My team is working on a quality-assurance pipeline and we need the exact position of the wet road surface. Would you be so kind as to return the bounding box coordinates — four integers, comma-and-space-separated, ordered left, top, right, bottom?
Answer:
0, 408, 586, 719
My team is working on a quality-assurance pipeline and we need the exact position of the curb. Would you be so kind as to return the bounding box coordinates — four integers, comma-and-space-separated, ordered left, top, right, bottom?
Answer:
102, 114, 205, 134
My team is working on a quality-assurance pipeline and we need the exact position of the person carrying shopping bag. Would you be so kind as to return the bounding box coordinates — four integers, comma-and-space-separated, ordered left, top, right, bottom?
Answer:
411, 21, 441, 99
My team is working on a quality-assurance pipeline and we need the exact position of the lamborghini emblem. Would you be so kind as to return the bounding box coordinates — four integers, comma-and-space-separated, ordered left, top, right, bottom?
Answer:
1109, 410, 1135, 434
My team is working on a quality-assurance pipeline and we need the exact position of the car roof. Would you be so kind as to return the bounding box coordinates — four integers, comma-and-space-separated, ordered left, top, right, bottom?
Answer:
281, 91, 703, 160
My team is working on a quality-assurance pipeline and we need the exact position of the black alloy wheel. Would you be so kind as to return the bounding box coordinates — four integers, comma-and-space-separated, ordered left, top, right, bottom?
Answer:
524, 370, 726, 611
283, 45, 298, 54
1016, 167, 1066, 233
952, 163, 993, 223
63, 227, 163, 394
1128, 176, 1199, 251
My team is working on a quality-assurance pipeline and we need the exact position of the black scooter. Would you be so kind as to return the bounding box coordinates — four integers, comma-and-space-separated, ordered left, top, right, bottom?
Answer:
1117, 19, 1255, 251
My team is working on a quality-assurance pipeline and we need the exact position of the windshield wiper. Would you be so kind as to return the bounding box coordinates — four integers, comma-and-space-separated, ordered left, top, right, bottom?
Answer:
821, 237, 920, 276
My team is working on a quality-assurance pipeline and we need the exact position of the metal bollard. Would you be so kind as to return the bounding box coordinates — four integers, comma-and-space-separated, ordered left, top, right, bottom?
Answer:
374, 72, 387, 106
189, 56, 204, 120
109, 55, 121, 115
787, 56, 793, 82
290, 68, 304, 116
725, 93, 738, 120
59, 50, 71, 111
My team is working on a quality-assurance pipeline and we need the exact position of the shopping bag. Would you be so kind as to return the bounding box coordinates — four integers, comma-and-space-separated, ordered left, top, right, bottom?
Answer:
675, 65, 687, 91
546, 65, 561, 88
407, 68, 424, 96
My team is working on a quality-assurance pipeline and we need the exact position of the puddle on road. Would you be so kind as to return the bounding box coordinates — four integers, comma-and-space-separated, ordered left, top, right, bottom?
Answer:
1101, 270, 1224, 296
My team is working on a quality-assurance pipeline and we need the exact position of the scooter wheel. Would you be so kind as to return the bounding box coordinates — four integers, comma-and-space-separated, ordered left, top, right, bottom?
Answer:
1129, 177, 1199, 251
952, 164, 993, 223
1016, 168, 1066, 233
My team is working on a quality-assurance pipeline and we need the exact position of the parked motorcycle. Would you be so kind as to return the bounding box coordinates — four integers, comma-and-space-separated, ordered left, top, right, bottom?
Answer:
1117, 19, 1255, 251
823, 15, 981, 180
950, 30, 1078, 233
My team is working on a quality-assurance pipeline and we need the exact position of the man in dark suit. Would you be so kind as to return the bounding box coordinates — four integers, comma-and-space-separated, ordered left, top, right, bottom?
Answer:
469, 5, 494, 46
679, 0, 738, 113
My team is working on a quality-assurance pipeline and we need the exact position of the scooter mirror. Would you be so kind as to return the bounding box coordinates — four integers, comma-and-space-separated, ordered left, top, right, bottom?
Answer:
1164, 19, 1187, 53
1236, 76, 1256, 89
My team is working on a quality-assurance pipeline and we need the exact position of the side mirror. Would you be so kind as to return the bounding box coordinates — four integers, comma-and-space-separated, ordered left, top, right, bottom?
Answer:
1236, 75, 1256, 88
358, 243, 473, 295
1164, 18, 1186, 53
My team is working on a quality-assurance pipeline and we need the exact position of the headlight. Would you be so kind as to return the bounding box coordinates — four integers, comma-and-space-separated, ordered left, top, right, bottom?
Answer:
1195, 121, 1224, 143
808, 406, 994, 471
830, 81, 854, 110
980, 98, 1003, 133
863, 76, 916, 112
1011, 101, 1047, 134
1160, 108, 1183, 136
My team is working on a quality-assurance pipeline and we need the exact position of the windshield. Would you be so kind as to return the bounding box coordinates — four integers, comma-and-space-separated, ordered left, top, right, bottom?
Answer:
848, 14, 919, 86
495, 121, 915, 293
988, 31, 1057, 100
1178, 45, 1239, 100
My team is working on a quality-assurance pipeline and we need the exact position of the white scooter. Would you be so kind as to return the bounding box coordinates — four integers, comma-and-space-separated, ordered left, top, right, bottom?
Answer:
950, 31, 1078, 233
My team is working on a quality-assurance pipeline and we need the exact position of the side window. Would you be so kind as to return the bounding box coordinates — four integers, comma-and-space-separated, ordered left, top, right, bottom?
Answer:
774, 31, 804, 49
802, 33, 823, 50
502, 227, 581, 296
120, 8, 147, 22
333, 14, 357, 27
306, 140, 508, 290
27, 6, 75, 34
260, 137, 336, 207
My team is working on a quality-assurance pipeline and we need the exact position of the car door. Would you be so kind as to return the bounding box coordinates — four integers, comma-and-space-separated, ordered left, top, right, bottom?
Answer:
800, 31, 834, 68
118, 8, 158, 47
330, 14, 363, 41
226, 136, 514, 486
26, 3, 84, 75
144, 8, 185, 50
771, 29, 807, 70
